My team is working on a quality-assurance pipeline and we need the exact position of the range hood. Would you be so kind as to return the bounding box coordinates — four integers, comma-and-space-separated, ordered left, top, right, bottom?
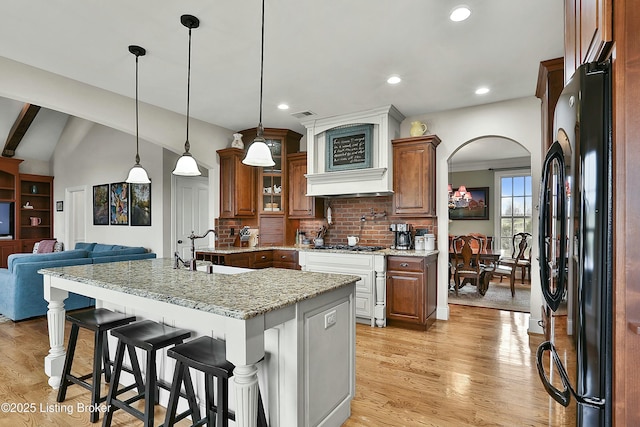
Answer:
301, 105, 404, 197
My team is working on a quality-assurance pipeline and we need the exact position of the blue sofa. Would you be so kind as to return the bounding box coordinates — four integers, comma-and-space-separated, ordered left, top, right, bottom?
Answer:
0, 243, 156, 321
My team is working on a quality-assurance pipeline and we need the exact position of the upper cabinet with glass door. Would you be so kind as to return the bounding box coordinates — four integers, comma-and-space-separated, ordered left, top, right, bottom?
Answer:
238, 127, 302, 215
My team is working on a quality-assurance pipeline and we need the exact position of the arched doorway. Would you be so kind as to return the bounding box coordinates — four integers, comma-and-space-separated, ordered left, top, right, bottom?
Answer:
447, 136, 532, 313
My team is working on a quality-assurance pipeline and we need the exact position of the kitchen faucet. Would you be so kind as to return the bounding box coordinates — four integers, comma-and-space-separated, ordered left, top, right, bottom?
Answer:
174, 229, 217, 271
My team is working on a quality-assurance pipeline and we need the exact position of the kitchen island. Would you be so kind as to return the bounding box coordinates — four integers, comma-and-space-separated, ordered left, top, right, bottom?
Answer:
40, 258, 358, 427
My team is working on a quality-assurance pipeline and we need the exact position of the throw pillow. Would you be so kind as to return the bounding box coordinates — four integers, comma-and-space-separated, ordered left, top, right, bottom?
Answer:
33, 239, 63, 253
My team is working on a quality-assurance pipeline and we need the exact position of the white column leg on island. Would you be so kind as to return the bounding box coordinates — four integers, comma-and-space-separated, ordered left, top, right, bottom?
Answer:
43, 277, 68, 389
374, 254, 387, 327
226, 316, 265, 427
234, 364, 260, 427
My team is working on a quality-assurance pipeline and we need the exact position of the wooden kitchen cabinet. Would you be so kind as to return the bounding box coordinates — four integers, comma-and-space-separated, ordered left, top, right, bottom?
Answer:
287, 152, 323, 219
564, 0, 612, 83
386, 254, 437, 330
250, 250, 273, 269
239, 127, 301, 216
18, 174, 53, 245
535, 58, 564, 153
218, 148, 256, 218
272, 249, 299, 269
391, 135, 441, 218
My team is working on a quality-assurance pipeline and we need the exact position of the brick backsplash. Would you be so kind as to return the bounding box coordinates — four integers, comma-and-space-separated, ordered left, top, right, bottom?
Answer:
215, 196, 437, 249
299, 196, 437, 248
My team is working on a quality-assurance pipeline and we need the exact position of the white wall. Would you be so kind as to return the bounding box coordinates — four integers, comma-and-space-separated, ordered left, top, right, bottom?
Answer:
402, 96, 544, 334
52, 119, 167, 255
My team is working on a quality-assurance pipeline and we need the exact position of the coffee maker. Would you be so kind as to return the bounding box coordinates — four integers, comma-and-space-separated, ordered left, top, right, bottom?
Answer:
390, 223, 412, 250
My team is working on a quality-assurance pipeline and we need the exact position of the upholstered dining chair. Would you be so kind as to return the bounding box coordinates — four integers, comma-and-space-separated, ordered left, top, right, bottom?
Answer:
490, 232, 532, 297
451, 235, 484, 296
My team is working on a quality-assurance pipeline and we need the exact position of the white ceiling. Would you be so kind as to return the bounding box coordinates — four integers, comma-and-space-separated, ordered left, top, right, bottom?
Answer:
0, 0, 563, 160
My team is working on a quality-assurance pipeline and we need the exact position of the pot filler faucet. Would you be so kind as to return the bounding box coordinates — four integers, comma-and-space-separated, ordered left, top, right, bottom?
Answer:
174, 229, 217, 271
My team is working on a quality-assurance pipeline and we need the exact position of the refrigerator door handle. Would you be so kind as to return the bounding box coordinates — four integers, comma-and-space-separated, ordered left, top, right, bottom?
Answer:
536, 341, 571, 407
536, 341, 607, 409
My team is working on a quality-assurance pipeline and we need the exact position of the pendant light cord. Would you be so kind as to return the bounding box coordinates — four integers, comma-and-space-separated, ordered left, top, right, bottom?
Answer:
185, 25, 192, 152
135, 53, 141, 164
257, 0, 265, 137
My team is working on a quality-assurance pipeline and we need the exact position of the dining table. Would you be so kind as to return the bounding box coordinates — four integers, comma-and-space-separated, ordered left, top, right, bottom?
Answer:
449, 248, 502, 295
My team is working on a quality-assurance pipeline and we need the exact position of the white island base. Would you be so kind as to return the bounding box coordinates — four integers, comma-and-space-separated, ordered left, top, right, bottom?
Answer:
41, 260, 357, 427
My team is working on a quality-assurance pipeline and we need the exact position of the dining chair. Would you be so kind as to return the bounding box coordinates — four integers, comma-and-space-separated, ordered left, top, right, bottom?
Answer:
490, 232, 532, 296
451, 235, 483, 295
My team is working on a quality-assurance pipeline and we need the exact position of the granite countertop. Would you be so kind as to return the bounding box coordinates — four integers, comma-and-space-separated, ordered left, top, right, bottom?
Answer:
39, 258, 359, 321
197, 246, 439, 257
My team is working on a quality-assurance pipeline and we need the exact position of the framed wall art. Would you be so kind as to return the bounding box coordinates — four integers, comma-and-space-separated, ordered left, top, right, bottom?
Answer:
110, 182, 129, 225
325, 124, 373, 172
448, 186, 489, 220
130, 182, 151, 226
93, 184, 109, 225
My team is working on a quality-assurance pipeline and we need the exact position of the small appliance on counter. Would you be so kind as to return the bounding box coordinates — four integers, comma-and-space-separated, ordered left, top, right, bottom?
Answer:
414, 228, 435, 251
390, 223, 412, 250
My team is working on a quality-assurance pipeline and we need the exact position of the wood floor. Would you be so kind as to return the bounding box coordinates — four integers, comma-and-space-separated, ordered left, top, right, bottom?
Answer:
0, 305, 576, 426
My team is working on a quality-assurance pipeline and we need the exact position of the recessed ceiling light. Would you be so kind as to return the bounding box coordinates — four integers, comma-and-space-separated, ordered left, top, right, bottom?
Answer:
450, 6, 471, 22
475, 87, 490, 95
277, 103, 289, 110
387, 75, 402, 85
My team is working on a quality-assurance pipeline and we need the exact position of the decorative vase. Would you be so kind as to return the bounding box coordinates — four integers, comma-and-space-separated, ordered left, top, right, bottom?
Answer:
31, 185, 38, 194
410, 121, 428, 137
231, 133, 244, 149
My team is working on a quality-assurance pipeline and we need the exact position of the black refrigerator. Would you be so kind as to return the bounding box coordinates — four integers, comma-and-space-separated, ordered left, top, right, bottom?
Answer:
536, 61, 613, 426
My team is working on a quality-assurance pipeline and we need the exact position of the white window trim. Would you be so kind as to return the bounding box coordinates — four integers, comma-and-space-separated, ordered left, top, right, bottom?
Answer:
493, 168, 532, 254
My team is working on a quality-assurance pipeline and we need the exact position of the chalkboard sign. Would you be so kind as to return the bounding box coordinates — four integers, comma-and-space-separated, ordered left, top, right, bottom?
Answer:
325, 124, 373, 172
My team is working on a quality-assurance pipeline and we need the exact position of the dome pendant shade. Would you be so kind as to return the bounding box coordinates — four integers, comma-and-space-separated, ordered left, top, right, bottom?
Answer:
125, 44, 151, 184
126, 163, 151, 183
242, 138, 275, 167
172, 14, 202, 177
173, 151, 201, 176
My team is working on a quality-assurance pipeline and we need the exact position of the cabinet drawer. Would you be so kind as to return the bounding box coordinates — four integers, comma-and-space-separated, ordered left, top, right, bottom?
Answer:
273, 250, 297, 263
251, 250, 273, 268
387, 256, 424, 272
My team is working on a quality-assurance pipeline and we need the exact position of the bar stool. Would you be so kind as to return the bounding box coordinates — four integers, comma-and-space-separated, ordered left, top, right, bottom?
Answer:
56, 308, 137, 423
164, 336, 267, 427
102, 320, 196, 427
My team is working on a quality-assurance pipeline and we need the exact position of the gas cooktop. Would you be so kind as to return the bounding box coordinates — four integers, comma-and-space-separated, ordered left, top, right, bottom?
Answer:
312, 245, 384, 252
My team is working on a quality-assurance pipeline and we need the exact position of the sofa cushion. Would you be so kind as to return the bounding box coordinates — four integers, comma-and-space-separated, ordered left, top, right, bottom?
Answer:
89, 247, 147, 258
33, 240, 64, 253
74, 242, 97, 252
91, 244, 119, 252
7, 250, 88, 273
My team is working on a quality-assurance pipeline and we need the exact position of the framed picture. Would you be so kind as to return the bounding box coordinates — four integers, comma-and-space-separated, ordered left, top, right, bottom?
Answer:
325, 124, 373, 172
93, 184, 109, 225
130, 182, 151, 226
448, 186, 489, 220
110, 182, 129, 225
56, 201, 63, 212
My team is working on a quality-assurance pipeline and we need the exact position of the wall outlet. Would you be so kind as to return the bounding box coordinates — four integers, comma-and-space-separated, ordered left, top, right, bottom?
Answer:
324, 310, 337, 329
230, 227, 235, 236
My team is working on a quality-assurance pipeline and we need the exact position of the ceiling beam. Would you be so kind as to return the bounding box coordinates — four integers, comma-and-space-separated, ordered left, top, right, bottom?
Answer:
3, 103, 41, 157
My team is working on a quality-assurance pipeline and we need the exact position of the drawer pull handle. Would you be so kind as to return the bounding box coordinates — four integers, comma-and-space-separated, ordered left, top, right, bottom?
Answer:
261, 256, 267, 259
281, 255, 287, 259
400, 263, 409, 267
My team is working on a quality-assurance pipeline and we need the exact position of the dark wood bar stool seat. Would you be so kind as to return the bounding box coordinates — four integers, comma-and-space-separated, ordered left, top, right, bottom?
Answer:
164, 335, 268, 427
56, 308, 137, 423
102, 320, 195, 427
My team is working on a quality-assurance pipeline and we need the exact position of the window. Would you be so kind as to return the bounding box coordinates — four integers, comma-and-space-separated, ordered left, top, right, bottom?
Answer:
497, 173, 533, 256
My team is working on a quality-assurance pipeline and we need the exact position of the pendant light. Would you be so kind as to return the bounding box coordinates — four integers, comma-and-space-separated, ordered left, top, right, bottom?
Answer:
125, 45, 151, 184
242, 0, 276, 167
173, 14, 202, 176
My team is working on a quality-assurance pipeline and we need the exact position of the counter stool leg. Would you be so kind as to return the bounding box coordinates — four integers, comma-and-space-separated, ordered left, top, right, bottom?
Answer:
204, 373, 215, 426
56, 323, 80, 403
102, 340, 126, 427
102, 332, 112, 383
216, 376, 230, 427
144, 350, 157, 427
164, 361, 201, 427
182, 367, 201, 422
90, 330, 105, 423
126, 344, 145, 394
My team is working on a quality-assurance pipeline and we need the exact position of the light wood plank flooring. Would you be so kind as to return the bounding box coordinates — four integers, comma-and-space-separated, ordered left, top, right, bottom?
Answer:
0, 304, 575, 426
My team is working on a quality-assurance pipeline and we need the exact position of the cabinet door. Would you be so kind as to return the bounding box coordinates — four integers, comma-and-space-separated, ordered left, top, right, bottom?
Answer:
219, 148, 256, 218
272, 249, 299, 269
386, 270, 424, 324
288, 153, 323, 219
227, 253, 251, 268
392, 136, 440, 217
250, 250, 273, 269
425, 256, 438, 321
0, 241, 19, 268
